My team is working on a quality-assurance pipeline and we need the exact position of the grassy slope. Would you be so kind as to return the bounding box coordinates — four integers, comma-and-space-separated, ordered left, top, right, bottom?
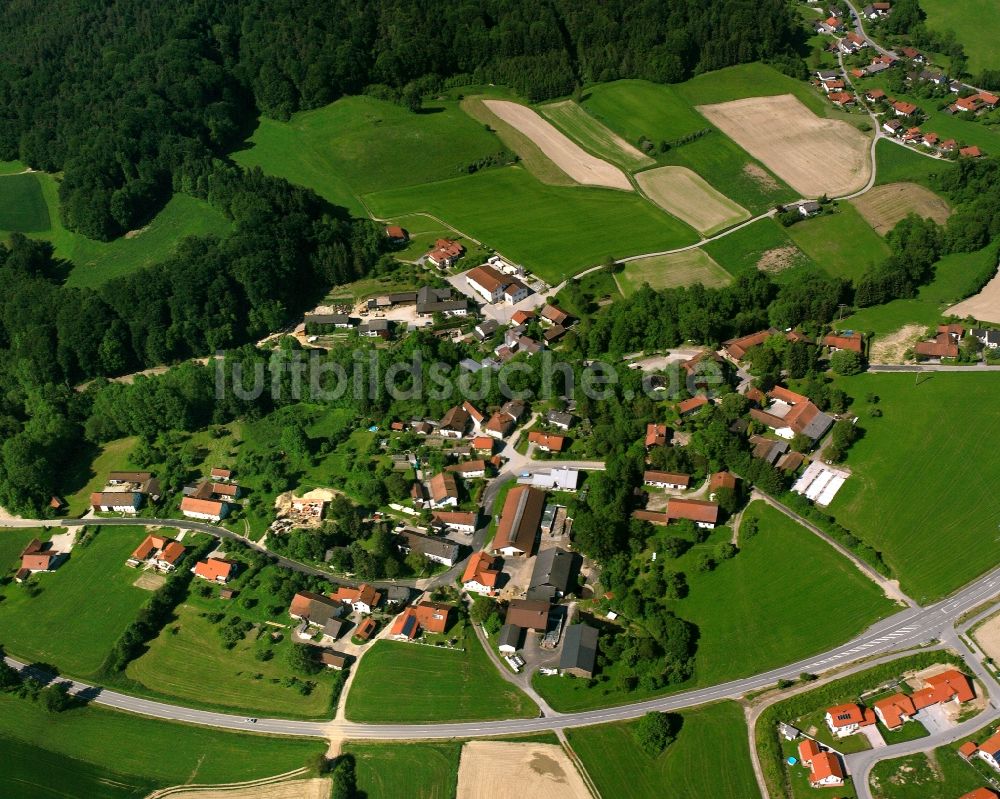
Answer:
61, 436, 138, 517
0, 693, 323, 794
346, 741, 462, 799
364, 166, 699, 284
538, 100, 655, 171
830, 372, 1000, 601
233, 95, 504, 215
841, 244, 998, 336
873, 139, 956, 189
920, 0, 1000, 74
786, 204, 891, 282
617, 250, 732, 296
0, 526, 154, 678
0, 172, 51, 231
703, 217, 815, 278
568, 702, 761, 799
345, 628, 537, 722
869, 743, 989, 798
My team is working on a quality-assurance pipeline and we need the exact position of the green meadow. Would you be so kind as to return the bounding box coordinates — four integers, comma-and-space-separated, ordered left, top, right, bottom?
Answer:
0, 172, 51, 231
346, 741, 462, 799
568, 702, 761, 799
873, 139, 956, 189
786, 203, 891, 282
920, 0, 1000, 74
829, 372, 1000, 601
703, 216, 815, 278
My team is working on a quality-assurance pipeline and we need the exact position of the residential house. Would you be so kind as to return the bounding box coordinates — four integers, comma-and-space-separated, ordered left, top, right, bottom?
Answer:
873, 693, 917, 730
821, 78, 845, 93
823, 330, 864, 353
511, 309, 535, 325
211, 467, 233, 481
798, 740, 845, 788
427, 238, 465, 269
416, 286, 468, 317
979, 731, 1000, 772
540, 304, 569, 326
446, 459, 488, 479
385, 225, 408, 243
643, 471, 690, 490
193, 557, 237, 583
972, 328, 1000, 349
644, 423, 670, 448
319, 652, 348, 670
91, 491, 144, 514
543, 324, 566, 344
708, 472, 738, 501
331, 583, 382, 615
798, 200, 822, 217
358, 319, 391, 339
127, 534, 186, 572
288, 591, 343, 625
180, 496, 229, 522
428, 472, 460, 508
354, 617, 377, 641
527, 547, 578, 601
828, 91, 855, 107
677, 395, 710, 416
893, 100, 919, 117
665, 498, 720, 529
462, 551, 502, 595
559, 623, 599, 678
722, 328, 776, 361
390, 601, 452, 640
866, 88, 886, 102
961, 146, 984, 158
882, 119, 903, 135
431, 510, 479, 534
493, 485, 545, 557
15, 539, 61, 581
484, 411, 515, 439
528, 431, 566, 452
505, 598, 551, 631
901, 46, 925, 63
396, 529, 460, 567
547, 411, 574, 431
940, 138, 958, 153
439, 404, 472, 438
474, 319, 499, 341
750, 386, 834, 442
825, 702, 876, 737
750, 435, 789, 466
466, 263, 529, 304
915, 332, 959, 359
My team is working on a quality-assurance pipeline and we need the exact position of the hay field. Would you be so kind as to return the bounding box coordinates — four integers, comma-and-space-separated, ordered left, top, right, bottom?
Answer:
456, 741, 591, 799
165, 779, 330, 799
540, 100, 655, 170
947, 265, 1000, 323
850, 182, 951, 235
482, 100, 633, 190
698, 95, 871, 198
618, 249, 732, 296
636, 166, 749, 235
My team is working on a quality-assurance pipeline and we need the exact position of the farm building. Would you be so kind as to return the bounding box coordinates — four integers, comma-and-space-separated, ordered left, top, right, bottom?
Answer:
462, 551, 502, 595
493, 486, 545, 557
559, 623, 599, 678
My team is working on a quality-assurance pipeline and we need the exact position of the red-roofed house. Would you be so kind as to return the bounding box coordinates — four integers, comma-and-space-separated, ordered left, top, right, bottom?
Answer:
645, 423, 670, 448
866, 88, 886, 102
722, 329, 776, 361
959, 789, 998, 799
665, 498, 720, 529
385, 225, 408, 243
473, 435, 495, 454
332, 583, 382, 615
708, 472, 737, 499
677, 395, 710, 416
428, 472, 460, 508
390, 601, 452, 640
466, 263, 527, 304
750, 387, 834, 442
828, 91, 856, 107
155, 541, 187, 571
873, 693, 917, 729
961, 146, 984, 158
798, 739, 845, 787
193, 557, 237, 583
643, 471, 690, 490
823, 331, 864, 353
915, 332, 959, 359
893, 100, 919, 116
427, 238, 464, 269
462, 551, 502, 595
958, 741, 979, 759
825, 703, 877, 737
180, 496, 229, 522
528, 431, 565, 452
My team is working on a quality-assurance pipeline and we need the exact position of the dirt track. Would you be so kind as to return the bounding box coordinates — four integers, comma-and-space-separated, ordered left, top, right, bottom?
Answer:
850, 182, 951, 235
947, 266, 1000, 323
636, 165, 748, 235
159, 778, 330, 799
482, 100, 633, 191
698, 94, 871, 198
456, 741, 591, 799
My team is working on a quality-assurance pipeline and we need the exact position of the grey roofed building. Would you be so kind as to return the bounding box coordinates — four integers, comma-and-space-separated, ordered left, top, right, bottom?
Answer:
798, 200, 822, 216
972, 328, 1000, 348
559, 623, 599, 678
385, 585, 411, 606
527, 547, 578, 601
460, 358, 485, 373
305, 313, 355, 327
799, 408, 834, 441
396, 529, 460, 566
546, 410, 574, 430
498, 623, 523, 654
474, 319, 499, 340
323, 617, 347, 640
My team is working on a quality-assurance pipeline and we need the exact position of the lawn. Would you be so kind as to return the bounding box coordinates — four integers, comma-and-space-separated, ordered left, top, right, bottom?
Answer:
868, 746, 986, 798
0, 160, 28, 175
0, 528, 44, 576
0, 526, 162, 678
535, 502, 895, 711
345, 628, 538, 722
703, 217, 815, 278
921, 0, 1000, 74
786, 204, 891, 282
581, 80, 712, 147
233, 95, 505, 216
0, 172, 51, 231
0, 692, 324, 797
568, 702, 761, 799
539, 99, 656, 171
364, 166, 699, 284
840, 244, 998, 336
345, 741, 462, 799
873, 139, 955, 189
617, 250, 732, 296
60, 436, 138, 516
828, 372, 1000, 601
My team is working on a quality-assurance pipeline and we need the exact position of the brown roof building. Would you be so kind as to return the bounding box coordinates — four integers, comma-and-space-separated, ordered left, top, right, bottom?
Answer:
666, 498, 720, 528
723, 329, 776, 360
505, 599, 551, 631
493, 486, 545, 556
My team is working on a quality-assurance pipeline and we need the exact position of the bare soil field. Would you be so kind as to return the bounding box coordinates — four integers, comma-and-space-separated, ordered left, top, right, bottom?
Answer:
743, 162, 780, 192
869, 324, 925, 364
482, 100, 633, 191
161, 778, 330, 799
947, 266, 1000, 323
540, 100, 655, 170
850, 182, 951, 235
133, 571, 167, 591
756, 245, 804, 273
635, 166, 749, 235
456, 741, 591, 799
974, 612, 1000, 663
699, 95, 871, 198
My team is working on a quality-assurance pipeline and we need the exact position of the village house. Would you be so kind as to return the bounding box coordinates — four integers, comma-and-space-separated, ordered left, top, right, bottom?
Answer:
193, 557, 237, 583
331, 583, 382, 615
396, 528, 461, 567
320, 652, 349, 670
498, 623, 523, 654
901, 46, 925, 63
288, 591, 343, 625
358, 319, 391, 339
677, 395, 710, 417
914, 332, 959, 359
304, 313, 356, 329
385, 224, 408, 243
823, 330, 864, 353
462, 550, 502, 595
505, 598, 551, 632
892, 100, 919, 117
547, 410, 574, 431
431, 510, 479, 534
528, 431, 566, 452
492, 485, 545, 557
354, 617, 377, 642
825, 702, 877, 737
866, 88, 886, 102
390, 601, 453, 640
466, 263, 529, 304
559, 623, 599, 678
445, 459, 488, 479
427, 238, 465, 269
527, 547, 578, 601
722, 328, 777, 361
798, 740, 845, 788
750, 386, 834, 442
643, 470, 690, 490
708, 471, 738, 501
91, 490, 144, 514
180, 496, 229, 522
428, 472, 460, 509
882, 119, 903, 135
15, 538, 63, 582
666, 498, 720, 529
961, 146, 983, 158
127, 534, 187, 572
415, 286, 468, 318
526, 466, 580, 491
540, 304, 570, 327
644, 423, 670, 448
474, 319, 499, 341
972, 328, 1000, 349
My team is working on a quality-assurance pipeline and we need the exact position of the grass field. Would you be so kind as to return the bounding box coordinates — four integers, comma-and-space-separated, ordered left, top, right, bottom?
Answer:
840, 244, 998, 336
0, 172, 51, 231
0, 528, 44, 576
536, 502, 894, 711
568, 702, 761, 799
234, 95, 505, 215
921, 0, 1000, 74
829, 372, 1000, 600
539, 99, 655, 171
345, 628, 537, 722
849, 182, 951, 236
786, 204, 891, 282
672, 63, 836, 116
873, 139, 955, 189
703, 217, 815, 278
365, 166, 699, 283
868, 743, 987, 798
617, 250, 732, 296
346, 741, 461, 799
0, 160, 28, 175
0, 692, 323, 798
0, 525, 160, 678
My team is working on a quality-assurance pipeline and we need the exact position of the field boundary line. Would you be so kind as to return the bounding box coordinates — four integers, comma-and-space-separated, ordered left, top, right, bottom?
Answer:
144, 767, 309, 799
558, 734, 603, 799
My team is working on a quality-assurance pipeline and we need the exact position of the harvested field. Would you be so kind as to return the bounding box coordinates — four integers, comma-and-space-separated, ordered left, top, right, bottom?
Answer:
947, 265, 1000, 323
456, 741, 591, 799
699, 95, 871, 198
635, 166, 749, 235
869, 324, 925, 364
850, 182, 951, 235
162, 778, 330, 799
133, 571, 167, 591
482, 100, 633, 190
617, 249, 732, 296
743, 162, 780, 192
974, 613, 1000, 663
540, 100, 655, 170
756, 245, 803, 273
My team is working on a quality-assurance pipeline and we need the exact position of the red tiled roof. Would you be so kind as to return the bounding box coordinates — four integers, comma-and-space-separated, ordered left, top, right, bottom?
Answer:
723, 329, 775, 360
709, 472, 737, 492
961, 146, 983, 158
473, 435, 495, 451
874, 693, 915, 729
958, 741, 979, 758
645, 423, 669, 447
643, 470, 690, 487
131, 534, 166, 561
826, 703, 870, 728
385, 225, 406, 239
158, 541, 186, 565
677, 395, 709, 415
631, 509, 669, 525
823, 331, 864, 352
462, 551, 501, 588
665, 498, 720, 525
446, 459, 487, 474
528, 431, 565, 451
194, 558, 235, 581
180, 496, 226, 517
429, 471, 459, 502
959, 790, 998, 799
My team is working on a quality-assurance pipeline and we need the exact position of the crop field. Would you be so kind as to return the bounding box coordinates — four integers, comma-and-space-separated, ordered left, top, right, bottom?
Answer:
947, 266, 1000, 323
483, 100, 631, 190
921, 0, 1000, 74
127, 602, 337, 718
635, 166, 749, 235
704, 217, 814, 278
0, 692, 323, 797
873, 139, 955, 189
672, 62, 836, 116
539, 100, 655, 171
849, 182, 951, 236
235, 95, 506, 215
365, 166, 699, 283
567, 702, 761, 799
0, 525, 156, 678
0, 172, 50, 231
786, 204, 891, 282
829, 372, 1000, 600
699, 95, 872, 198
345, 629, 537, 722
617, 250, 732, 296
346, 741, 462, 799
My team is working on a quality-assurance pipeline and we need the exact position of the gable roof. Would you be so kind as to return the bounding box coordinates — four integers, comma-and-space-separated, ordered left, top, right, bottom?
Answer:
429, 471, 459, 502
709, 472, 737, 492
194, 558, 235, 581
527, 431, 565, 451
677, 395, 709, 415
446, 459, 488, 475
505, 599, 551, 630
665, 498, 720, 525
462, 550, 501, 587
494, 486, 545, 554
823, 331, 864, 352
540, 304, 569, 325
826, 703, 872, 728
180, 496, 227, 516
723, 329, 776, 360
559, 623, 598, 674
874, 693, 916, 728
158, 541, 186, 565
529, 547, 576, 597
645, 423, 669, 447
643, 470, 690, 487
